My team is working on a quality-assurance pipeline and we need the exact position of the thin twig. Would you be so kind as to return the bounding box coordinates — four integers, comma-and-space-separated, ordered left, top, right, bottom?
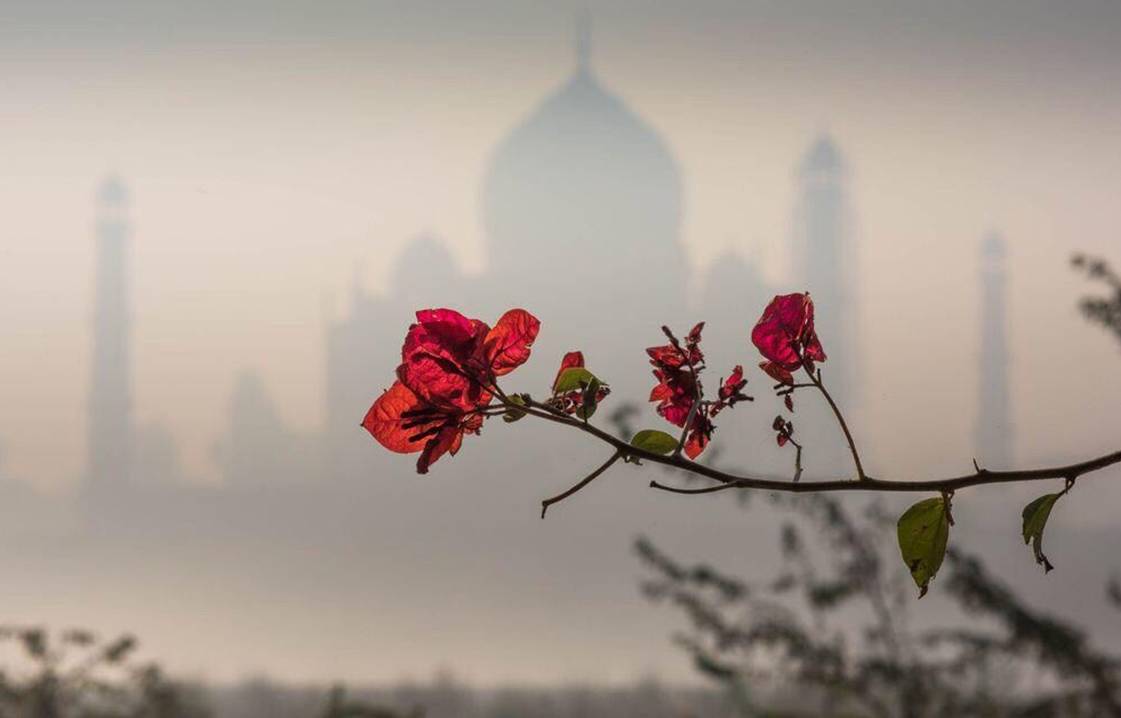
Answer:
806, 367, 867, 481
541, 452, 622, 518
649, 480, 743, 495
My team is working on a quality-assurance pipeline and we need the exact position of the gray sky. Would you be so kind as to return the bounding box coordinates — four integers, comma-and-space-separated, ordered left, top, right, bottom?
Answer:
2, 0, 1121, 684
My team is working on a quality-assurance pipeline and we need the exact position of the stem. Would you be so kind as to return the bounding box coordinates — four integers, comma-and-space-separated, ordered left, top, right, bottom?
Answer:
807, 367, 867, 481
541, 452, 622, 518
672, 346, 703, 459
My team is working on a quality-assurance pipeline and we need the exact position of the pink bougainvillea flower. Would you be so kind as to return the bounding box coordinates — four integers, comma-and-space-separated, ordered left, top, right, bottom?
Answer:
647, 322, 715, 458
398, 308, 540, 410
398, 308, 492, 410
751, 293, 826, 383
648, 366, 697, 427
362, 380, 485, 474
366, 307, 540, 472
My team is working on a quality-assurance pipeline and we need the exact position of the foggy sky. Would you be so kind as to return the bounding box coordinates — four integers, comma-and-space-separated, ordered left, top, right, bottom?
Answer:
2, 0, 1121, 685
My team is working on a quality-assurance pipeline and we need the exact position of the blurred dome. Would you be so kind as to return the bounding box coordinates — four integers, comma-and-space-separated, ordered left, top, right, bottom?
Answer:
483, 53, 683, 282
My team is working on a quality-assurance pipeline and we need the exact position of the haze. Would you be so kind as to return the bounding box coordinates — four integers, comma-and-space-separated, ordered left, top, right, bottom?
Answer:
1, 0, 1120, 687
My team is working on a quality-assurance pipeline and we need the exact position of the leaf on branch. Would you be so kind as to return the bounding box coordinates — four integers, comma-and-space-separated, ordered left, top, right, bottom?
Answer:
897, 496, 951, 598
630, 429, 679, 456
503, 394, 528, 423
1021, 492, 1062, 573
577, 377, 602, 420
554, 367, 598, 393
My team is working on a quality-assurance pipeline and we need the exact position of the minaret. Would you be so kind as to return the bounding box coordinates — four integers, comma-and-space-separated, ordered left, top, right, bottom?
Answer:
976, 232, 1012, 467
87, 177, 133, 490
794, 134, 857, 407
575, 9, 592, 75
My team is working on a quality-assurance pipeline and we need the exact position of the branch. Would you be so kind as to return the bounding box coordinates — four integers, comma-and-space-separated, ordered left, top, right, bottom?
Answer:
510, 397, 1121, 497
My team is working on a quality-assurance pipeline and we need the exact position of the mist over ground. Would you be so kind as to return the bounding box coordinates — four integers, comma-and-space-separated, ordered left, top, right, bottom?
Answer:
1, 0, 1120, 699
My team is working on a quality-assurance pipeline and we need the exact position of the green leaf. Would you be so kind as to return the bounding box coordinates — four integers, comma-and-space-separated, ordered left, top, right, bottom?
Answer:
503, 394, 528, 423
1022, 493, 1061, 573
553, 367, 597, 393
897, 497, 951, 598
576, 377, 601, 420
630, 429, 679, 456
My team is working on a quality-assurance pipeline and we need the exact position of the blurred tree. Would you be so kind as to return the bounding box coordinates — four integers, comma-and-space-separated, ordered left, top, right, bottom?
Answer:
636, 491, 1121, 716
319, 685, 423, 718
0, 626, 209, 718
1072, 255, 1121, 343
630, 258, 1121, 717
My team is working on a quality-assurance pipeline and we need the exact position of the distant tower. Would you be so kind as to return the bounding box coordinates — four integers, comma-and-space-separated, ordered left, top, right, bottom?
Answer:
793, 135, 857, 407
87, 177, 133, 489
976, 233, 1012, 467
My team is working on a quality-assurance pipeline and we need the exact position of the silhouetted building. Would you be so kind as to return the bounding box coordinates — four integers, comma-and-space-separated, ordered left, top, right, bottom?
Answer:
87, 177, 133, 490
698, 248, 773, 333
325, 27, 688, 477
480, 19, 687, 388
217, 370, 320, 485
792, 135, 857, 408
976, 232, 1013, 467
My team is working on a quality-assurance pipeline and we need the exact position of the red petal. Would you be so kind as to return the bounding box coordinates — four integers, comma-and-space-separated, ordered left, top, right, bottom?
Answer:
684, 429, 707, 459
649, 381, 673, 402
399, 310, 492, 409
484, 309, 541, 376
553, 351, 585, 391
362, 381, 438, 454
646, 344, 686, 369
719, 365, 744, 400
803, 329, 828, 363
416, 425, 463, 474
415, 308, 479, 346
759, 361, 794, 386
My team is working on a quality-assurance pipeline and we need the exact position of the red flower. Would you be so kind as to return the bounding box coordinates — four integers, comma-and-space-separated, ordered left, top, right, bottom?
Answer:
366, 307, 540, 472
647, 322, 713, 458
648, 366, 698, 426
549, 351, 610, 415
751, 293, 826, 384
398, 308, 540, 410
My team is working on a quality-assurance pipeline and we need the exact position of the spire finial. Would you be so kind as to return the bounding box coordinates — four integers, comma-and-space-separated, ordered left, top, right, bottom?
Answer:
575, 8, 592, 73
